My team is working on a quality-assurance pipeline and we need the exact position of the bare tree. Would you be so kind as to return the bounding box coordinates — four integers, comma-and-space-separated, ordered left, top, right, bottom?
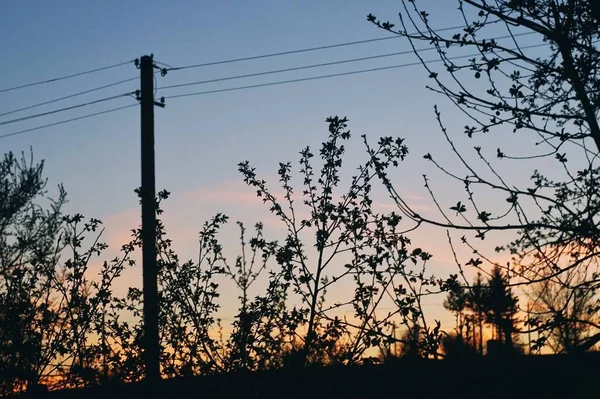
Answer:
366, 0, 600, 352
527, 267, 599, 353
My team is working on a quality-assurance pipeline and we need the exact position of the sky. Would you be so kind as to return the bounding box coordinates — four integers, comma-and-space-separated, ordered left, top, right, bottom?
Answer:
0, 1, 550, 333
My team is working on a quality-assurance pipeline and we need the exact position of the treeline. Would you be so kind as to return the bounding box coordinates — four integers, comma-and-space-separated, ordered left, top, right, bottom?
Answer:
441, 268, 520, 357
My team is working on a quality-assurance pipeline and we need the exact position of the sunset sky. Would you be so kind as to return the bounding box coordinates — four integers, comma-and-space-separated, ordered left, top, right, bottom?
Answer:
0, 1, 551, 330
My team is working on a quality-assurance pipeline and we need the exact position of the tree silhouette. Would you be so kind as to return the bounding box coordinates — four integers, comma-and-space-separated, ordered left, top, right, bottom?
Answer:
442, 273, 486, 354
367, 0, 600, 353
0, 151, 140, 393
39, 116, 446, 389
484, 266, 519, 352
0, 151, 62, 394
467, 273, 487, 354
443, 283, 467, 337
238, 116, 442, 364
527, 268, 599, 353
443, 268, 522, 356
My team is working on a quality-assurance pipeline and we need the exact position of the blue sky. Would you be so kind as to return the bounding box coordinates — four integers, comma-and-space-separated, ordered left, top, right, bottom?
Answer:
0, 1, 547, 326
2, 1, 442, 213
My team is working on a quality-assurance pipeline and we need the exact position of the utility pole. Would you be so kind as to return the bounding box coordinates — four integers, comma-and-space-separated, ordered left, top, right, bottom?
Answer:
527, 302, 532, 355
392, 322, 397, 357
137, 54, 165, 382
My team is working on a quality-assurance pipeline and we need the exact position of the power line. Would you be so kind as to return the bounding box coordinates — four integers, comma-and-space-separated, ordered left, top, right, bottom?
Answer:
165, 25, 469, 71
0, 103, 138, 140
0, 92, 135, 127
154, 60, 175, 70
165, 62, 429, 99
0, 60, 134, 94
0, 41, 548, 140
160, 32, 536, 92
165, 42, 548, 100
161, 48, 434, 91
0, 77, 138, 118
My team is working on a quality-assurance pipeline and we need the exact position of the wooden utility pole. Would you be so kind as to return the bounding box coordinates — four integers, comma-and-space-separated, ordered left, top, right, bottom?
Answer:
139, 54, 160, 382
392, 322, 398, 357
527, 302, 532, 355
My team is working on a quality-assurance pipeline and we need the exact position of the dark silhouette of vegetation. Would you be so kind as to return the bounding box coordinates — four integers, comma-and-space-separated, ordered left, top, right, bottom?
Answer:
236, 116, 445, 365
440, 332, 479, 360
442, 267, 519, 357
527, 267, 600, 353
3, 1, 600, 397
485, 266, 521, 355
443, 282, 468, 337
0, 118, 447, 395
367, 0, 600, 354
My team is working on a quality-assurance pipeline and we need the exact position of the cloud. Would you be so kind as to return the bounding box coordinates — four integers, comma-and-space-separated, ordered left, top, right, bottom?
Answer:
101, 178, 436, 263
179, 180, 261, 206
101, 179, 278, 254
102, 207, 139, 251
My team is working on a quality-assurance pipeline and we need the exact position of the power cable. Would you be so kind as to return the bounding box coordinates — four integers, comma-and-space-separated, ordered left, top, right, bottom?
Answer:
160, 32, 536, 92
165, 25, 469, 71
0, 60, 134, 94
166, 42, 548, 100
164, 59, 454, 99
162, 48, 434, 91
0, 103, 138, 140
0, 77, 138, 118
0, 92, 136, 127
0, 40, 549, 139
154, 60, 175, 70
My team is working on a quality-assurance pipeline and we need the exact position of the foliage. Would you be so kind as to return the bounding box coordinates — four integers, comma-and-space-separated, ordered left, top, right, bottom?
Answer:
0, 152, 136, 394
0, 115, 452, 394
238, 116, 444, 364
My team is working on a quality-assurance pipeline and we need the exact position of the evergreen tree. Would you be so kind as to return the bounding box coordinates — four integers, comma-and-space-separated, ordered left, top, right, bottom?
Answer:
443, 284, 467, 336
485, 267, 518, 352
467, 273, 487, 354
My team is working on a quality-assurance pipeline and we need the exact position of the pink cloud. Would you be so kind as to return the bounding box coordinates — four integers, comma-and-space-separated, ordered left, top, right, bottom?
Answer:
180, 180, 261, 205
100, 178, 437, 263
101, 179, 280, 254
102, 207, 140, 251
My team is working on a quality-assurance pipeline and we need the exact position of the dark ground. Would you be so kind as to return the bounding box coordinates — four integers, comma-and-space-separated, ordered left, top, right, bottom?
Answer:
29, 353, 600, 399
